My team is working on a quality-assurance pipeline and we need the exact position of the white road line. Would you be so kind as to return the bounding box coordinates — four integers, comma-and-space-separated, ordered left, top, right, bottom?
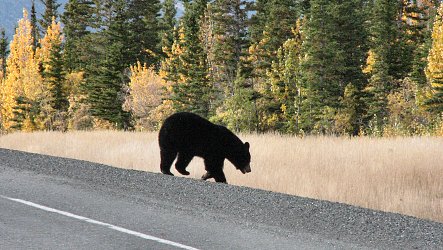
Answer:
1, 195, 200, 250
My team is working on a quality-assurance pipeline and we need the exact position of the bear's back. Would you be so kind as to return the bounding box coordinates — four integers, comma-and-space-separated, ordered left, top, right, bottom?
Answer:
161, 112, 214, 133
159, 112, 219, 153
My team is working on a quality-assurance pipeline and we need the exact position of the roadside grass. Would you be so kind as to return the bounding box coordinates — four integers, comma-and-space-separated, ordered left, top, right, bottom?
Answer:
0, 131, 441, 223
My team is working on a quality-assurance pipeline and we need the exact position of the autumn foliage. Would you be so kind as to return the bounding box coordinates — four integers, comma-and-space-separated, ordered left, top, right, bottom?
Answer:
0, 1, 442, 135
123, 62, 173, 130
1, 10, 43, 131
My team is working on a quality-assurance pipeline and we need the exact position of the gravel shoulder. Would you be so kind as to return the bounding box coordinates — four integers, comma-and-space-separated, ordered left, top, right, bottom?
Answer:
0, 148, 441, 249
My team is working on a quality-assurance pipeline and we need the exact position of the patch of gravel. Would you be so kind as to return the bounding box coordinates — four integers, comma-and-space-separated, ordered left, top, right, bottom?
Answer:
0, 148, 441, 249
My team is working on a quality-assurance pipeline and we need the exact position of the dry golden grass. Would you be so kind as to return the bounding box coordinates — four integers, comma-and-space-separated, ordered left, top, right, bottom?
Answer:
0, 131, 442, 223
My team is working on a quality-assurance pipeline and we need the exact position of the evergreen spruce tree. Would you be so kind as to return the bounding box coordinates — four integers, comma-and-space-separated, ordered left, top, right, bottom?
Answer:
248, 0, 269, 44
208, 0, 249, 102
220, 68, 259, 132
11, 96, 39, 131
0, 28, 8, 79
301, 0, 367, 134
267, 19, 304, 133
85, 0, 131, 128
62, 0, 95, 72
248, 0, 304, 131
203, 0, 259, 131
249, 0, 303, 76
126, 0, 162, 66
39, 0, 61, 31
38, 18, 68, 130
46, 37, 67, 113
262, 0, 304, 62
334, 0, 368, 135
31, 0, 40, 50
335, 83, 359, 135
158, 0, 178, 99
248, 0, 269, 43
407, 1, 439, 104
410, 26, 433, 91
160, 0, 177, 55
160, 26, 184, 85
170, 0, 213, 118
363, 0, 404, 132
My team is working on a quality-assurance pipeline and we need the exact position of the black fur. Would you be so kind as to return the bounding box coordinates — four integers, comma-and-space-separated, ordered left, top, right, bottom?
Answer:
159, 112, 251, 183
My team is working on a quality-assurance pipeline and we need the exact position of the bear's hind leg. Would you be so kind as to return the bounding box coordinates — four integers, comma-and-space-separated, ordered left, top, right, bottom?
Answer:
160, 149, 177, 175
175, 152, 193, 175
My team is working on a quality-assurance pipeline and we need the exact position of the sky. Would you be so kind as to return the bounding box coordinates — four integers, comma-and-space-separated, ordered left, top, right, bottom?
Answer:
1, 0, 184, 42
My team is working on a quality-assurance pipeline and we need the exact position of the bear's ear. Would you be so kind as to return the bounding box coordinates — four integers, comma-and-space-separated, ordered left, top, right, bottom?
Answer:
245, 142, 250, 149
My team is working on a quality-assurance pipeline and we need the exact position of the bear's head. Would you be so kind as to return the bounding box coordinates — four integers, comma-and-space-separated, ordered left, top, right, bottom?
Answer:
229, 142, 251, 174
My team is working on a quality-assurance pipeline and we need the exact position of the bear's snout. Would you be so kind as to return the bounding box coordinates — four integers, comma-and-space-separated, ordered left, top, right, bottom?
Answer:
241, 164, 251, 174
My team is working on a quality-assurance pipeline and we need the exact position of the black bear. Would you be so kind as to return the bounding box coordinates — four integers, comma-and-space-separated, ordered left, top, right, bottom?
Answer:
158, 112, 251, 183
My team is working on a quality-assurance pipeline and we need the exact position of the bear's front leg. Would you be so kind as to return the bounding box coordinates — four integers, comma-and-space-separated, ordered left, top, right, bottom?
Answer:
212, 171, 227, 183
203, 157, 227, 183
201, 172, 212, 180
201, 171, 227, 183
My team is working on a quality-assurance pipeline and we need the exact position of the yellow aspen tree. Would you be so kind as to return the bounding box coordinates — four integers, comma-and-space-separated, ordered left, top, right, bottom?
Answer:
0, 77, 3, 130
36, 17, 66, 130
65, 71, 93, 130
425, 4, 443, 113
363, 50, 376, 74
0, 9, 43, 131
124, 61, 172, 130
426, 5, 443, 84
37, 17, 63, 73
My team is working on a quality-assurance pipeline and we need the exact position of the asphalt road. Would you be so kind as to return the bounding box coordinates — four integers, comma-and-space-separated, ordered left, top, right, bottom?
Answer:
0, 148, 442, 249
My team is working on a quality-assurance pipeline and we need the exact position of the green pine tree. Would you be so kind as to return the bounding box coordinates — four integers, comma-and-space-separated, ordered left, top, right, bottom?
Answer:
249, 0, 303, 75
62, 0, 95, 72
44, 35, 67, 113
204, 0, 259, 131
208, 0, 250, 105
39, 0, 61, 30
249, 0, 305, 131
425, 84, 443, 113
85, 0, 131, 129
126, 0, 162, 66
171, 0, 213, 118
0, 28, 8, 79
363, 0, 404, 132
248, 0, 269, 44
31, 0, 40, 50
160, 0, 177, 55
219, 70, 259, 132
267, 19, 304, 133
11, 96, 39, 131
301, 0, 367, 134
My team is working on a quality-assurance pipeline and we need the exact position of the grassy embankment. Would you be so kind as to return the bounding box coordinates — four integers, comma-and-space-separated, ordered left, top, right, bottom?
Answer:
0, 131, 441, 223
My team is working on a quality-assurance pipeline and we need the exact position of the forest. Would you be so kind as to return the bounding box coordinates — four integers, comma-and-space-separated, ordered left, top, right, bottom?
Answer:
0, 0, 442, 136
